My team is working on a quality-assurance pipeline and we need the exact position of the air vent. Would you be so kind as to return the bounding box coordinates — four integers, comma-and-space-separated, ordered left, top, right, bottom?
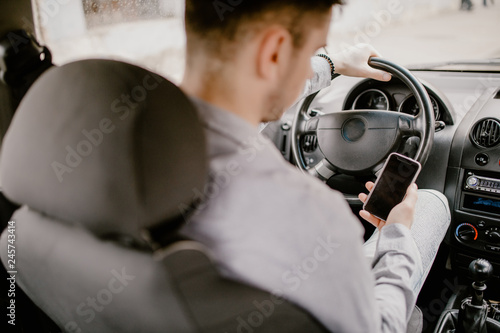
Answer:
302, 134, 318, 153
470, 118, 500, 148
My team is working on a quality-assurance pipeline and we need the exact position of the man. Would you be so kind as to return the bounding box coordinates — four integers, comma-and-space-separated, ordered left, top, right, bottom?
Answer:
180, 1, 450, 332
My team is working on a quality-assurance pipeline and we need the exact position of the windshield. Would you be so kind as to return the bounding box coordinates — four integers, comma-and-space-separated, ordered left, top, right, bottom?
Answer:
32, 0, 500, 82
328, 1, 499, 68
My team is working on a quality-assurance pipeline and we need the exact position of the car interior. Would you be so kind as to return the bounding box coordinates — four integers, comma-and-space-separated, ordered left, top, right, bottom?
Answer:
1, 1, 500, 333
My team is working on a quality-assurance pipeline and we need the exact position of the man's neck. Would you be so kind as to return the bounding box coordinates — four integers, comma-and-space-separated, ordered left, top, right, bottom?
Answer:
181, 65, 263, 127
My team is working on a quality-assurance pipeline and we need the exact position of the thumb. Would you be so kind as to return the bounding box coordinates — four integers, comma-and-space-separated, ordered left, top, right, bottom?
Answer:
403, 183, 419, 206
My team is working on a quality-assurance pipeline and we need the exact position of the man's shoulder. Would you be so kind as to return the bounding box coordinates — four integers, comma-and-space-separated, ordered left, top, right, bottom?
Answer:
208, 137, 348, 215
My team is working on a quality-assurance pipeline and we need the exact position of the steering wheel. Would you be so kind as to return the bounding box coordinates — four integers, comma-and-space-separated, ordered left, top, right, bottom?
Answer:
291, 57, 435, 181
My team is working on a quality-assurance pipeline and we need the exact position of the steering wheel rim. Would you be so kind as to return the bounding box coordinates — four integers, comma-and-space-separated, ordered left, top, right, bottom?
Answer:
291, 57, 434, 181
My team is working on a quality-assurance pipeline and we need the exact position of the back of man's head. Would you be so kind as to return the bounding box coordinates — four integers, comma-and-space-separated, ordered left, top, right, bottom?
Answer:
185, 0, 342, 59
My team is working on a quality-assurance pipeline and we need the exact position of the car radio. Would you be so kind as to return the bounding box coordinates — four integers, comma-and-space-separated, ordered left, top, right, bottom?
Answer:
464, 172, 500, 196
462, 172, 500, 216
455, 171, 500, 255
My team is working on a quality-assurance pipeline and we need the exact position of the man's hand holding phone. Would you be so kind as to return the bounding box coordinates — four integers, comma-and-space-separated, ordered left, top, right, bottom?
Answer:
357, 153, 421, 230
358, 182, 418, 230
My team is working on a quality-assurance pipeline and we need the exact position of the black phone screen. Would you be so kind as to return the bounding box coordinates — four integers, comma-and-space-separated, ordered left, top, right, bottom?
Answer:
363, 154, 421, 221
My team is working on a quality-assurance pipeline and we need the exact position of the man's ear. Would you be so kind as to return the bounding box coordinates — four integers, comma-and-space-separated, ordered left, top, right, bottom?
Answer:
256, 26, 293, 82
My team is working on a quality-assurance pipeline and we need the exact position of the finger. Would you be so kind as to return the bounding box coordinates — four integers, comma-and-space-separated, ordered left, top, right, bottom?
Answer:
358, 193, 368, 203
356, 44, 391, 82
365, 181, 375, 191
365, 68, 392, 82
359, 210, 382, 228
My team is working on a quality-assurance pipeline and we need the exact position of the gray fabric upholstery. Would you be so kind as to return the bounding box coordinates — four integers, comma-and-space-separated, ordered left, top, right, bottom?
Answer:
0, 206, 328, 333
0, 59, 207, 238
0, 207, 194, 333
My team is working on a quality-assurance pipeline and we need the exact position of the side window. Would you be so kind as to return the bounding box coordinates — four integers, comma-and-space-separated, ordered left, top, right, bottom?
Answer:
32, 0, 186, 82
82, 0, 182, 28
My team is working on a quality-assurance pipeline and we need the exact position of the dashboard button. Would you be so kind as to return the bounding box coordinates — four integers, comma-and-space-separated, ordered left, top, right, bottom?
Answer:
456, 223, 478, 241
466, 176, 479, 187
486, 227, 500, 243
486, 245, 500, 252
475, 153, 489, 166
489, 232, 500, 243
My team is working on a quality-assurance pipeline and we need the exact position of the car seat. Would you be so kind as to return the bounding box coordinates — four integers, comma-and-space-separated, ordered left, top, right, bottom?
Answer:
0, 59, 329, 332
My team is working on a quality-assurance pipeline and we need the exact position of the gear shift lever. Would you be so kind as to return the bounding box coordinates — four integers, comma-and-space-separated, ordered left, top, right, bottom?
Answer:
457, 259, 493, 333
470, 259, 493, 306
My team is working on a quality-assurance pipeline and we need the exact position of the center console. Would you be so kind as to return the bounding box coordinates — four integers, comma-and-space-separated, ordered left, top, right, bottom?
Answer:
454, 170, 500, 251
445, 88, 500, 298
449, 169, 500, 294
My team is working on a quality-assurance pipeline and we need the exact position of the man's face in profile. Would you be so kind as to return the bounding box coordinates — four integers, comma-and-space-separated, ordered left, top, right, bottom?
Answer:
262, 9, 332, 123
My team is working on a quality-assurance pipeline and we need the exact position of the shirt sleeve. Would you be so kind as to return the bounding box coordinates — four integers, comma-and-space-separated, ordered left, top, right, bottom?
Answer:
289, 56, 333, 107
372, 223, 421, 332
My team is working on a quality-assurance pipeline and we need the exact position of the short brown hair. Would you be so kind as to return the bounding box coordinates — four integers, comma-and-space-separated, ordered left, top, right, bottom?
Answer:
185, 0, 342, 57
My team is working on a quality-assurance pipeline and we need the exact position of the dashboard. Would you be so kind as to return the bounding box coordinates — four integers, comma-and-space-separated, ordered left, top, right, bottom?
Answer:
344, 79, 449, 123
262, 69, 500, 295
352, 88, 440, 119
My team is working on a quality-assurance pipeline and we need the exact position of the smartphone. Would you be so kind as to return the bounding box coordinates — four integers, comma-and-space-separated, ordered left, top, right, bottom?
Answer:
363, 153, 422, 221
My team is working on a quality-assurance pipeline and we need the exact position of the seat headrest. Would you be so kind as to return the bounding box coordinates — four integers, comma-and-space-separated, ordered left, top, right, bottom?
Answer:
0, 59, 207, 238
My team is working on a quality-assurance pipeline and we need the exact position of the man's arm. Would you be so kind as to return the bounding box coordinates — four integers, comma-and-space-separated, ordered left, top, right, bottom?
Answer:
359, 182, 422, 331
298, 44, 392, 101
372, 224, 420, 332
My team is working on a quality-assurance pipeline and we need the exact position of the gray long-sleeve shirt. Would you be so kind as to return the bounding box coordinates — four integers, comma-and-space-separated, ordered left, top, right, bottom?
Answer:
181, 57, 420, 332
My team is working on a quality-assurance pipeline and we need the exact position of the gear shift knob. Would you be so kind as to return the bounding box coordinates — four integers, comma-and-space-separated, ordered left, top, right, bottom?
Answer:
455, 259, 494, 333
469, 259, 493, 288
469, 259, 493, 306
